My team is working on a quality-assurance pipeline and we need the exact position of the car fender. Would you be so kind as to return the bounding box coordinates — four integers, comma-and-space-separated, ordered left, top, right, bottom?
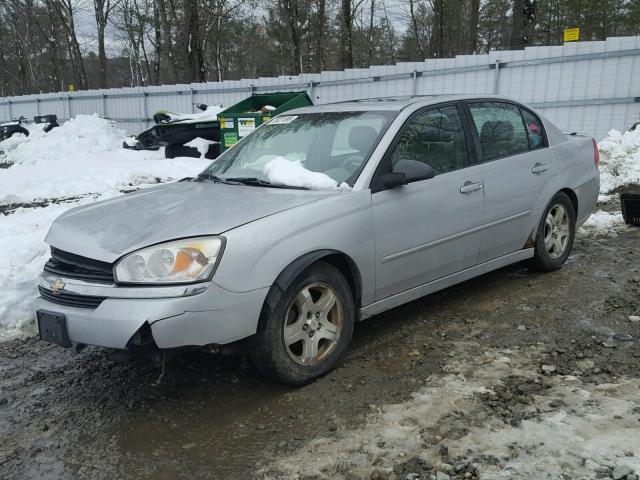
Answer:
214, 190, 376, 306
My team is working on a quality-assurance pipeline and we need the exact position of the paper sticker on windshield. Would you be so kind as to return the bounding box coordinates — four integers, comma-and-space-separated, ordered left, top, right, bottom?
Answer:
266, 115, 298, 125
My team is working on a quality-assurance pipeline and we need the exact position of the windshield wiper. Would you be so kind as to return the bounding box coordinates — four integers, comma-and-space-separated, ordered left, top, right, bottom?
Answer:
194, 172, 241, 185
224, 177, 309, 190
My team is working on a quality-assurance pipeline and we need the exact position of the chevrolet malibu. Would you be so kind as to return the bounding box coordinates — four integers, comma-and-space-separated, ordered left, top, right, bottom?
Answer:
36, 96, 599, 384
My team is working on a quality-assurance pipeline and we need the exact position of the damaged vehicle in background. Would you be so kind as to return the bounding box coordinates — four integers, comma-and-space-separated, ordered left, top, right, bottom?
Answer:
0, 115, 59, 142
36, 96, 599, 384
123, 103, 224, 159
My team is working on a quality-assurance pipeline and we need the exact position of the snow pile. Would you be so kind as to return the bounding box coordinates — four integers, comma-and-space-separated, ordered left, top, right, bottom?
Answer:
0, 115, 211, 339
0, 199, 100, 337
0, 114, 211, 205
579, 210, 626, 235
263, 157, 351, 191
598, 127, 640, 193
0, 123, 47, 159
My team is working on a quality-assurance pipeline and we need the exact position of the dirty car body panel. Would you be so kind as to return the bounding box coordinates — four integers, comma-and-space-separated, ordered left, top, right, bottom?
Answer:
36, 95, 599, 351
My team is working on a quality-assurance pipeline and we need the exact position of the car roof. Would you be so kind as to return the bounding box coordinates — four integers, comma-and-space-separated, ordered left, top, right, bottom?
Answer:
288, 94, 511, 114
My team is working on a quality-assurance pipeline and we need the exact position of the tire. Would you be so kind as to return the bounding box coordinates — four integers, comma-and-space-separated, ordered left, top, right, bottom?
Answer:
165, 144, 200, 159
528, 192, 576, 271
248, 262, 355, 385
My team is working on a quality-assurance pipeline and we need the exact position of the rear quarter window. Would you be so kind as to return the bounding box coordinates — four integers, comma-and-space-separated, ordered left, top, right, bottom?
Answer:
521, 108, 547, 150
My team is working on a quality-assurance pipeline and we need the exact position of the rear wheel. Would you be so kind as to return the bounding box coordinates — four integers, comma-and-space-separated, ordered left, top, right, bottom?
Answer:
528, 192, 576, 271
248, 262, 355, 385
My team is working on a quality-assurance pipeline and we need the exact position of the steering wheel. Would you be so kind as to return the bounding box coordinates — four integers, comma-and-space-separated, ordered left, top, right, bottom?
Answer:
339, 155, 364, 173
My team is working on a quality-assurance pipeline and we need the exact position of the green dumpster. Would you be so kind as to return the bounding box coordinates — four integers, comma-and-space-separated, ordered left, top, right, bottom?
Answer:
217, 92, 313, 151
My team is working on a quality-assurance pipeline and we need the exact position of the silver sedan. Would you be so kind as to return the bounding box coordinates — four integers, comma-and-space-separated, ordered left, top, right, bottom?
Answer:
36, 96, 599, 384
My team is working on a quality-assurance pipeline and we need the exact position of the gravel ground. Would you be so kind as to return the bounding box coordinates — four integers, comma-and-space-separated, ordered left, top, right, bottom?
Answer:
1, 198, 639, 480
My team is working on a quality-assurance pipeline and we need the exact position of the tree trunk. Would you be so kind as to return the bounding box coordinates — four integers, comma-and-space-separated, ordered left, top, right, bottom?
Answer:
282, 0, 302, 74
430, 0, 444, 57
314, 0, 326, 71
183, 0, 206, 82
152, 2, 161, 85
157, 0, 180, 82
409, 0, 425, 59
510, 0, 535, 49
367, 0, 375, 64
341, 0, 353, 68
468, 0, 480, 53
94, 0, 111, 88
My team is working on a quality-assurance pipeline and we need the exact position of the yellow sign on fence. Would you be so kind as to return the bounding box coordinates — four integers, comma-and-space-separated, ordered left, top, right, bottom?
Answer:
564, 27, 580, 42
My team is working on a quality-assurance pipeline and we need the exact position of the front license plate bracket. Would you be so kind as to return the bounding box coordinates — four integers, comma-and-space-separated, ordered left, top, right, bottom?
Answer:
37, 310, 72, 348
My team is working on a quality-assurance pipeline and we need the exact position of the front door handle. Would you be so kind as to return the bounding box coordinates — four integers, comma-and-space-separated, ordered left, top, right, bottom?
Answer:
532, 163, 549, 174
460, 181, 483, 194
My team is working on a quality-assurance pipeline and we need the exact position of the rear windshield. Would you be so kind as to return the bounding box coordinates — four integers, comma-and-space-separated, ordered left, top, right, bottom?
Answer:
205, 110, 397, 187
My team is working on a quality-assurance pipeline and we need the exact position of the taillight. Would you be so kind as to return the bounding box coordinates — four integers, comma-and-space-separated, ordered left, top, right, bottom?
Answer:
592, 138, 600, 168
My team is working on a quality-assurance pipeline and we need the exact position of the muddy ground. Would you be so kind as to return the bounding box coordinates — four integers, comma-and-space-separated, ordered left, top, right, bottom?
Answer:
1, 206, 639, 480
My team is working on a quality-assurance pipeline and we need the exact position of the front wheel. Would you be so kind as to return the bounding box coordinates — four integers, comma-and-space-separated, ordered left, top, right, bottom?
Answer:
528, 192, 576, 271
248, 262, 355, 385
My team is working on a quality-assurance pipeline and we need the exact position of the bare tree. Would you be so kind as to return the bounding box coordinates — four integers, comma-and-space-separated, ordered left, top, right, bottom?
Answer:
183, 0, 206, 82
313, 0, 326, 71
468, 0, 480, 53
408, 0, 425, 58
510, 0, 535, 48
94, 0, 121, 88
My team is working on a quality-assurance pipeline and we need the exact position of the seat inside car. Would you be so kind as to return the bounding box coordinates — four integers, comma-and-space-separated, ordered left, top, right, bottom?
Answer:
413, 120, 466, 173
480, 120, 515, 159
348, 125, 378, 160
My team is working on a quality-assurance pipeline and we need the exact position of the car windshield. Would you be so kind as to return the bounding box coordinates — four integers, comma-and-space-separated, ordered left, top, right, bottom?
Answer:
202, 110, 396, 190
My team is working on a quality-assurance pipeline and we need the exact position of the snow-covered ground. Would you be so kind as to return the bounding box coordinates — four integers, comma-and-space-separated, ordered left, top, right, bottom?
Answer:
0, 115, 211, 338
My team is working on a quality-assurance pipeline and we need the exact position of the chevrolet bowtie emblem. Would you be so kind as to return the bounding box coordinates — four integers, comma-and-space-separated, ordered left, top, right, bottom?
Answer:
51, 278, 66, 295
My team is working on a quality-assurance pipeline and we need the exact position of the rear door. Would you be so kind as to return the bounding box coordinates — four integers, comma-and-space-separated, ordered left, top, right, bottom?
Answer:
465, 101, 552, 262
371, 103, 485, 301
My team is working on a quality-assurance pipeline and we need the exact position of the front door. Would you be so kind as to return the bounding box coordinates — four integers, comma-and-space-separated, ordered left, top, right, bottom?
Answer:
372, 104, 485, 301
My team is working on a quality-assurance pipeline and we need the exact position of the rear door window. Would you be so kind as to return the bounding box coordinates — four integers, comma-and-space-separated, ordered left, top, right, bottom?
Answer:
468, 102, 530, 162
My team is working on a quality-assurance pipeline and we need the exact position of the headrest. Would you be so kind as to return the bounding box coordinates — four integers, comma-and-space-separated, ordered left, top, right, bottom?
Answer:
422, 122, 454, 142
348, 125, 378, 153
481, 121, 514, 143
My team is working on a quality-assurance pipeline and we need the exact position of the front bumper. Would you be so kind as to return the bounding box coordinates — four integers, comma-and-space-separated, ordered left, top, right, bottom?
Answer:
36, 274, 269, 349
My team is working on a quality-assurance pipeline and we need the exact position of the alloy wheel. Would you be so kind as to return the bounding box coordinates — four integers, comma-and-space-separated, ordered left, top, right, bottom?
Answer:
544, 203, 570, 259
283, 282, 343, 366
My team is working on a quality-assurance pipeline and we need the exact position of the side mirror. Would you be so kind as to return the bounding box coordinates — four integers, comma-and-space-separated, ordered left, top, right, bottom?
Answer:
380, 172, 408, 188
393, 159, 436, 183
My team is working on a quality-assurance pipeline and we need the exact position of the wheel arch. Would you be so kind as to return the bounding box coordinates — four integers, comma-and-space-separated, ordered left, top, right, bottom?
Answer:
262, 249, 362, 318
526, 187, 579, 248
559, 187, 579, 216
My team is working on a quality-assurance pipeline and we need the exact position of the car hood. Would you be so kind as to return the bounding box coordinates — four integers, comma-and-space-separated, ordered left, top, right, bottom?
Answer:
45, 181, 337, 263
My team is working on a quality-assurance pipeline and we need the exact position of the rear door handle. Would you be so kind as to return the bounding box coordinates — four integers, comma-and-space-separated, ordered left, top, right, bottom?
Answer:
460, 181, 483, 194
532, 163, 549, 174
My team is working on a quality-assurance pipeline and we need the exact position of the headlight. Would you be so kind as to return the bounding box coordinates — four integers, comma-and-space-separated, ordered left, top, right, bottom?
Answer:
114, 236, 224, 284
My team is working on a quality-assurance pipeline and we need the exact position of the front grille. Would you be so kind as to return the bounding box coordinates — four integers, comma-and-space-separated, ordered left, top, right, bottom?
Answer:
39, 285, 106, 309
44, 247, 114, 284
